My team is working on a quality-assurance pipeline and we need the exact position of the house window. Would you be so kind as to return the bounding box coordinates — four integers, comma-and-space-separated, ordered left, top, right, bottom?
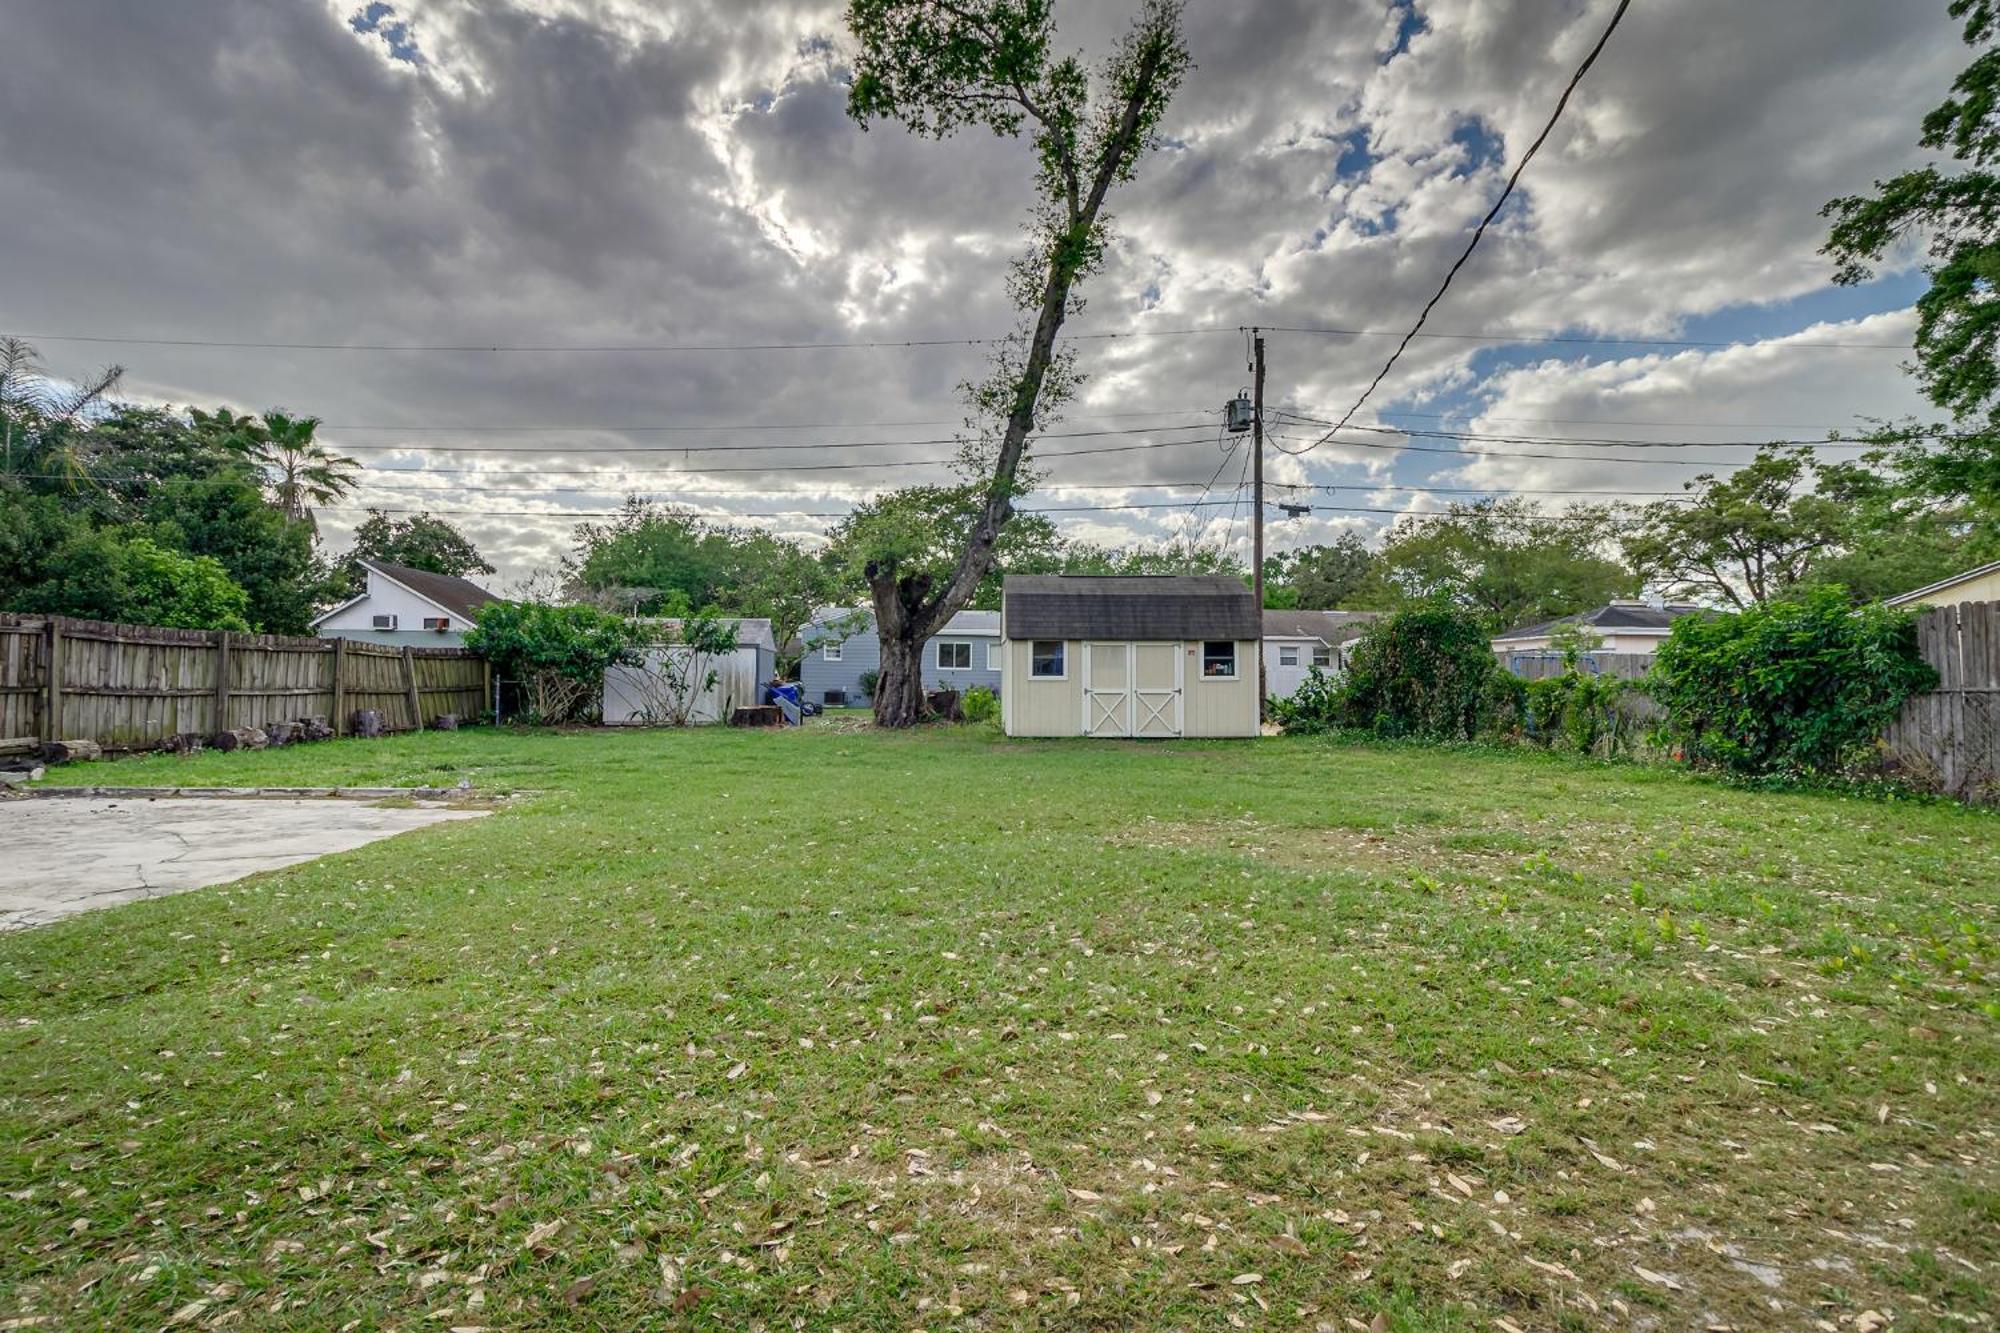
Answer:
1278, 645, 1299, 667
423, 617, 451, 632
1312, 645, 1333, 668
1030, 640, 1066, 678
822, 641, 843, 662
986, 641, 1003, 672
937, 641, 971, 670
1201, 641, 1237, 678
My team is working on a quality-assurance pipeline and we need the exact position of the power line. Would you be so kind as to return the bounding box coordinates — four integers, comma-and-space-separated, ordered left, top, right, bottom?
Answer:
320, 498, 1264, 521
1275, 413, 1887, 450
1260, 324, 1912, 353
334, 421, 1219, 456
316, 407, 1212, 432
1307, 0, 1635, 447
4, 327, 1233, 354
1262, 428, 1792, 469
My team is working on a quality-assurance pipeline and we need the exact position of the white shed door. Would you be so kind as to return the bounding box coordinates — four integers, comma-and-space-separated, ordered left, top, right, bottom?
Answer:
1132, 642, 1182, 738
1084, 642, 1132, 737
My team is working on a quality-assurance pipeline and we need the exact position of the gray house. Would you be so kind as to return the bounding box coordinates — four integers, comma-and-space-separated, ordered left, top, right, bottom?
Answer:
799, 607, 1004, 706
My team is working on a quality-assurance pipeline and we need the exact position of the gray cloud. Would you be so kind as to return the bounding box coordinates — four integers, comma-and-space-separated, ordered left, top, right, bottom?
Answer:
0, 0, 1964, 578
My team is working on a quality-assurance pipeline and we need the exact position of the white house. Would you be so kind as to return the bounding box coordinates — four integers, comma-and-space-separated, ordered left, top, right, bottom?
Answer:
1490, 600, 1704, 664
999, 574, 1260, 739
1262, 609, 1378, 699
1887, 558, 2000, 610
313, 559, 499, 648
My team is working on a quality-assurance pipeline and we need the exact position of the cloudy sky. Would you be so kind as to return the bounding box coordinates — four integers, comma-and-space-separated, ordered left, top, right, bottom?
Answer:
0, 0, 1960, 583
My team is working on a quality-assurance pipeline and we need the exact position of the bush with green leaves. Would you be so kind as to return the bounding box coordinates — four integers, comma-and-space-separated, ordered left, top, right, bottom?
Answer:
1268, 664, 1344, 735
465, 601, 647, 724
1525, 669, 1630, 755
1647, 586, 1935, 777
1331, 603, 1504, 741
961, 685, 999, 724
856, 669, 879, 701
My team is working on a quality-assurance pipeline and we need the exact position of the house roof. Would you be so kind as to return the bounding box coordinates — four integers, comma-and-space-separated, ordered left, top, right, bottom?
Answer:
1886, 557, 2000, 607
643, 617, 777, 653
1002, 574, 1260, 642
800, 607, 1001, 642
1492, 600, 1704, 643
364, 560, 499, 622
1262, 609, 1379, 644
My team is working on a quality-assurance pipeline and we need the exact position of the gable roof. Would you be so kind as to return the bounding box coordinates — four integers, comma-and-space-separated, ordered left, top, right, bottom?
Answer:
1002, 574, 1259, 641
359, 559, 499, 623
1492, 600, 1704, 643
1262, 609, 1379, 644
1886, 558, 2000, 607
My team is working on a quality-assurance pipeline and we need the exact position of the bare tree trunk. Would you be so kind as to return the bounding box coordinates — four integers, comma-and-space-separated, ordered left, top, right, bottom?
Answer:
874, 627, 929, 728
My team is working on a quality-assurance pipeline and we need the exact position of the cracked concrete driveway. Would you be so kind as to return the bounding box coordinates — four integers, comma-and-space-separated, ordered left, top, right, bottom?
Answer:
0, 797, 487, 930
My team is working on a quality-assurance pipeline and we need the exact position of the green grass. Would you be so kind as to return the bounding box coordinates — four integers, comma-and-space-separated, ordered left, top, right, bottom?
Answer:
2, 725, 1995, 1329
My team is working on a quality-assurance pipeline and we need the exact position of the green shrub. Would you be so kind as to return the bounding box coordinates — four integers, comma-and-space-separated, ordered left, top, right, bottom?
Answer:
1269, 664, 1343, 734
1332, 603, 1504, 741
1524, 669, 1629, 754
466, 601, 647, 724
961, 685, 999, 724
1647, 586, 1936, 777
856, 668, 879, 700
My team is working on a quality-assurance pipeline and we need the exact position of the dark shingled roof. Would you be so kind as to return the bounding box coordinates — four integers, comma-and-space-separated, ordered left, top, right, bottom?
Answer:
1003, 574, 1259, 641
1262, 609, 1379, 644
1493, 601, 1705, 642
366, 559, 500, 622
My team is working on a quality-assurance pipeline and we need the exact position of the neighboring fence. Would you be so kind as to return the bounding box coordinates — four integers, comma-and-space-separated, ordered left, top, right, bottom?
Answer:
1881, 600, 2000, 805
1502, 651, 1656, 681
0, 614, 488, 752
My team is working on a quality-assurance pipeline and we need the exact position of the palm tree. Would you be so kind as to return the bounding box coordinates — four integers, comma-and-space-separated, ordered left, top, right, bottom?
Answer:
1, 335, 123, 486
253, 410, 360, 528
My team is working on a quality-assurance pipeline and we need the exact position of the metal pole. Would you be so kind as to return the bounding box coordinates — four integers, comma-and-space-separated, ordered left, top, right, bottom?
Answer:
1251, 331, 1267, 716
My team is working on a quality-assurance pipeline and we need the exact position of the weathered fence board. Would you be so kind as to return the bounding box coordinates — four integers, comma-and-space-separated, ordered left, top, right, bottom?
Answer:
0, 614, 485, 752
1502, 651, 1655, 682
1882, 600, 2000, 805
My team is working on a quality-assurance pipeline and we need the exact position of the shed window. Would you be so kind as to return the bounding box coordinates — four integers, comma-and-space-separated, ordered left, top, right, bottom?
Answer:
821, 641, 843, 662
1201, 641, 1238, 678
1030, 640, 1066, 678
1278, 645, 1299, 667
1312, 644, 1333, 668
937, 641, 971, 670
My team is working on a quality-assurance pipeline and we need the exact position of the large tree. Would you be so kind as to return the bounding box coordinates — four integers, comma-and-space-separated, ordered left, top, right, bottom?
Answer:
1263, 535, 1377, 610
1823, 0, 2000, 513
843, 0, 1188, 725
824, 484, 1065, 611
1625, 449, 1861, 608
1362, 499, 1633, 631
342, 509, 494, 590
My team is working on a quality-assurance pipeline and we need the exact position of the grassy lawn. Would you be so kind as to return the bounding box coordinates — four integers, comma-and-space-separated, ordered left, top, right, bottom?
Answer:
2, 726, 1994, 1330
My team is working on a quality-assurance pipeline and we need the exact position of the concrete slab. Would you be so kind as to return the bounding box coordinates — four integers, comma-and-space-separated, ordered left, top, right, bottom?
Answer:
0, 797, 486, 930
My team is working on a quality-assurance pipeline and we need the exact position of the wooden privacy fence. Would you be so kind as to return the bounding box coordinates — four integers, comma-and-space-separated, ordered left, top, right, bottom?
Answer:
1502, 651, 1656, 682
0, 614, 488, 752
1881, 600, 2000, 805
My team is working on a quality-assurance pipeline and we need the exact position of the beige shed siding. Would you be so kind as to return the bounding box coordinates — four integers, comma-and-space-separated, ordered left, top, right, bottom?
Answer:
998, 637, 1257, 737
1182, 641, 1259, 737
1003, 637, 1082, 736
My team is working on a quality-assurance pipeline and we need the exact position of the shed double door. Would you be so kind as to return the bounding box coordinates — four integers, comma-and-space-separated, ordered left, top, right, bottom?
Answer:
1084, 642, 1182, 738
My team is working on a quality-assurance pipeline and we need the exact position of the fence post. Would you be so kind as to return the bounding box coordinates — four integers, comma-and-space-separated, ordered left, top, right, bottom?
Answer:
42, 617, 64, 744
482, 656, 493, 724
213, 629, 233, 732
330, 637, 347, 736
401, 646, 424, 732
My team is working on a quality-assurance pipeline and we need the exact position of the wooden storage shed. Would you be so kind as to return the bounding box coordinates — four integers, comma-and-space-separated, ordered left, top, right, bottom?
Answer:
998, 575, 1261, 738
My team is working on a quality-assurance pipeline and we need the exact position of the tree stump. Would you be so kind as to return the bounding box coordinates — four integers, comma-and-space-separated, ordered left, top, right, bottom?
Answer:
264, 721, 300, 747
925, 689, 964, 722
434, 713, 460, 731
297, 716, 334, 742
351, 709, 386, 739
163, 732, 205, 756
209, 728, 268, 753
728, 705, 784, 728
42, 739, 103, 763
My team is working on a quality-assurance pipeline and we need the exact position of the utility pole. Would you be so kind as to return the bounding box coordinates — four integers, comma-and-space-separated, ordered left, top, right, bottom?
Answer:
1250, 329, 1267, 715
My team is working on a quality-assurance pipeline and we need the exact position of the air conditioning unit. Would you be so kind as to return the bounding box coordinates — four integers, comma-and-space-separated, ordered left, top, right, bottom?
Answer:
372, 614, 398, 631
